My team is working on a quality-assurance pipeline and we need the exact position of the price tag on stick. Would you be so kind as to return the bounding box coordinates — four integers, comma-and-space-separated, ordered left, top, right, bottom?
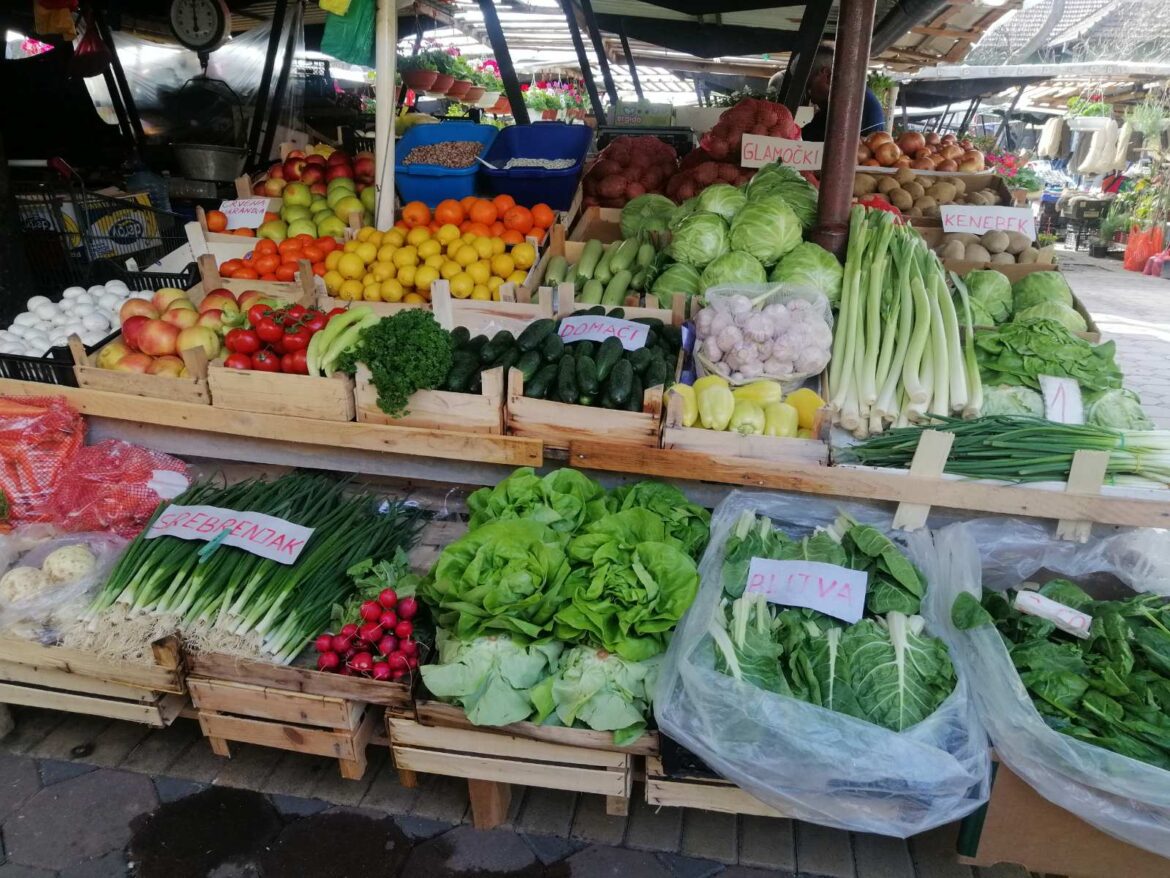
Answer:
1039, 375, 1084, 425
217, 199, 269, 230
1013, 589, 1094, 639
745, 558, 868, 624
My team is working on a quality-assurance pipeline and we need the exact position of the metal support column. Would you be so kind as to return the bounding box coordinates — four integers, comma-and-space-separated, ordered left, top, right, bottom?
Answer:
781, 0, 832, 113
811, 0, 877, 258
579, 0, 618, 108
258, 7, 300, 166
996, 85, 1025, 149
246, 0, 288, 167
958, 97, 981, 137
93, 7, 145, 150
617, 18, 643, 100
561, 0, 605, 122
478, 0, 530, 125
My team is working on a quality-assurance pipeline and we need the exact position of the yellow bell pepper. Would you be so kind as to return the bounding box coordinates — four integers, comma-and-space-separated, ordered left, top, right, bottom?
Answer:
671, 385, 699, 427
784, 388, 826, 431
695, 375, 734, 431
763, 402, 800, 438
729, 401, 766, 435
732, 380, 784, 407
319, 0, 352, 15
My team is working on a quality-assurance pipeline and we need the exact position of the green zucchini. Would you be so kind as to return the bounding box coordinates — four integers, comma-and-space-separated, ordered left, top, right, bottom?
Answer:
595, 336, 623, 382
635, 242, 656, 269
479, 330, 515, 365
630, 269, 647, 291
539, 332, 565, 363
545, 255, 569, 285
525, 363, 558, 399
594, 243, 616, 285
557, 356, 578, 404
601, 270, 632, 307
609, 238, 639, 273
516, 318, 555, 351
575, 239, 604, 280
579, 279, 604, 305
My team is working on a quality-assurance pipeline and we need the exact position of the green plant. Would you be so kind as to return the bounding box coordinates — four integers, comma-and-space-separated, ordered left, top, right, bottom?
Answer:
397, 53, 438, 73
867, 72, 895, 105
1067, 96, 1112, 117
1012, 167, 1043, 192
525, 87, 563, 111
449, 53, 476, 81
1037, 232, 1059, 248
474, 66, 503, 90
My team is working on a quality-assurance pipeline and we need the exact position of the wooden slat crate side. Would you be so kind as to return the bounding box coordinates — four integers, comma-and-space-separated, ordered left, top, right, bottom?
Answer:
644, 756, 785, 818
197, 707, 375, 762
188, 678, 360, 730
0, 681, 182, 727
355, 366, 504, 435
661, 391, 830, 464
392, 746, 630, 798
0, 635, 185, 694
0, 660, 161, 703
207, 366, 356, 422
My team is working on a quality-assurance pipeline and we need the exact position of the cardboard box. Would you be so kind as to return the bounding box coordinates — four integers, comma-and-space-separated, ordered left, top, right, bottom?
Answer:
16, 188, 162, 259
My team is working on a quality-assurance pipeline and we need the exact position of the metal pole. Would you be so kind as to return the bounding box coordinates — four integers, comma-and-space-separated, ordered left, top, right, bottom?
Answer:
617, 18, 642, 101
781, 0, 832, 113
561, 0, 604, 122
93, 7, 145, 150
579, 0, 618, 107
258, 7, 300, 165
958, 96, 981, 137
100, 66, 135, 149
811, 0, 877, 258
246, 0, 288, 167
901, 87, 908, 129
996, 85, 1025, 149
478, 0, 530, 125
375, 0, 397, 228
884, 84, 898, 133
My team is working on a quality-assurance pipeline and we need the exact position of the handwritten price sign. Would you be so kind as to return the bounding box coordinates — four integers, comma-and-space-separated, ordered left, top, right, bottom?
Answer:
146, 504, 314, 565
1014, 589, 1094, 639
1039, 375, 1084, 425
217, 198, 270, 230
558, 315, 649, 351
745, 558, 868, 623
939, 205, 1036, 239
740, 135, 823, 171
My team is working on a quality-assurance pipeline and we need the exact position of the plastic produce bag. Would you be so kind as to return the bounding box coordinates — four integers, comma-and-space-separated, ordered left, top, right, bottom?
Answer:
0, 397, 85, 524
321, 0, 374, 69
919, 519, 1170, 857
656, 490, 990, 837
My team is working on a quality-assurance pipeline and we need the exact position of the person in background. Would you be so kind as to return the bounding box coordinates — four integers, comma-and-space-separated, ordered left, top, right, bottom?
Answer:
770, 47, 885, 142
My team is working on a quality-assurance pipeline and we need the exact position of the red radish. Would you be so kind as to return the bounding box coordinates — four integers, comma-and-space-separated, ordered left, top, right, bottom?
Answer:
317, 652, 341, 671
371, 662, 392, 681
331, 634, 352, 654
387, 652, 409, 672
314, 634, 334, 653
397, 597, 418, 620
379, 611, 398, 630
406, 655, 419, 669
391, 670, 406, 681
339, 623, 359, 639
378, 588, 398, 609
338, 666, 355, 676
394, 621, 414, 639
399, 639, 418, 657
349, 652, 374, 674
359, 601, 382, 623
358, 622, 383, 644
377, 635, 399, 656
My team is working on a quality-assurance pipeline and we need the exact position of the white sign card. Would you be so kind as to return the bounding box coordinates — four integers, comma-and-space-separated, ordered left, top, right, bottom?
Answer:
740, 134, 824, 171
218, 199, 270, 230
1039, 375, 1084, 424
558, 315, 649, 351
939, 205, 1036, 239
1014, 589, 1094, 639
745, 558, 868, 624
146, 504, 315, 565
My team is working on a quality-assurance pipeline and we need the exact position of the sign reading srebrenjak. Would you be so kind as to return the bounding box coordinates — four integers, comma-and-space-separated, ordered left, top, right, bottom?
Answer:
740, 135, 823, 171
745, 557, 868, 623
145, 505, 314, 564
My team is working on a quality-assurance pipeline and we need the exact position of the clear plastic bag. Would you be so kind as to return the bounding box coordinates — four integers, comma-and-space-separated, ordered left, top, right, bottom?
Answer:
693, 283, 834, 390
655, 490, 990, 837
918, 519, 1170, 857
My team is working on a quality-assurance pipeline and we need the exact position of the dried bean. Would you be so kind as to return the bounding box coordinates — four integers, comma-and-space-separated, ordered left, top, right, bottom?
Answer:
402, 141, 483, 168
502, 158, 576, 170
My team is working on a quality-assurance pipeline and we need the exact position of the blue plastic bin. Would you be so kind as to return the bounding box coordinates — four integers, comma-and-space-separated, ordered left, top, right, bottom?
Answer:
395, 122, 498, 208
478, 123, 593, 211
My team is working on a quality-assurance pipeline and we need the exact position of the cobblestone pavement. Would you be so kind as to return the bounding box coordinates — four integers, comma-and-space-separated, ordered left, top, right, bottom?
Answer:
1058, 247, 1170, 426
0, 708, 1030, 878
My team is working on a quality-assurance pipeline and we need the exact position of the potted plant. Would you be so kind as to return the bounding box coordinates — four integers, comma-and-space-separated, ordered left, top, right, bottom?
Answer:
562, 83, 589, 121
446, 52, 474, 100
397, 53, 438, 93
526, 85, 563, 120
428, 49, 455, 95
474, 62, 503, 108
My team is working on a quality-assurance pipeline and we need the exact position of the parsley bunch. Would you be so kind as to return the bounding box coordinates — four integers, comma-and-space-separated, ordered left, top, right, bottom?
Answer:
338, 310, 453, 417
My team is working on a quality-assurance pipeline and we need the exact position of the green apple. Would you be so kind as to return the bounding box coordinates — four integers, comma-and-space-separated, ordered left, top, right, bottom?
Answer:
332, 195, 364, 223
312, 209, 334, 226
282, 181, 312, 208
326, 187, 353, 209
316, 215, 347, 239
257, 219, 288, 243
281, 204, 312, 223
359, 186, 376, 213
310, 197, 329, 214
327, 177, 356, 193
288, 218, 318, 239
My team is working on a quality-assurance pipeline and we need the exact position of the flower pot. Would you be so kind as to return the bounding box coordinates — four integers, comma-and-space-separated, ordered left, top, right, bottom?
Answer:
446, 78, 472, 99
462, 86, 485, 105
568, 108, 586, 120
491, 97, 510, 114
476, 90, 500, 109
429, 73, 454, 94
541, 109, 558, 120
401, 69, 438, 92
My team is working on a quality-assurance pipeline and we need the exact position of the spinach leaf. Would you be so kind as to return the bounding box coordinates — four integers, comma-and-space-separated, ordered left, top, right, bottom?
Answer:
952, 592, 994, 630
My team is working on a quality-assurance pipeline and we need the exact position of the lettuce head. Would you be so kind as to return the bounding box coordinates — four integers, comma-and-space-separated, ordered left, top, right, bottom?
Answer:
1013, 301, 1087, 333
666, 211, 729, 268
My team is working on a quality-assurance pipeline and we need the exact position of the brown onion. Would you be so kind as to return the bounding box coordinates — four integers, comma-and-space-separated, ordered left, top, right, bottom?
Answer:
937, 159, 958, 171
925, 132, 941, 146
910, 158, 935, 170
959, 139, 972, 150
958, 158, 983, 172
894, 156, 912, 168
857, 143, 872, 163
873, 141, 902, 166
867, 131, 893, 148
862, 158, 880, 166
962, 148, 984, 165
941, 144, 964, 160
914, 148, 933, 161
941, 133, 957, 145
897, 131, 926, 155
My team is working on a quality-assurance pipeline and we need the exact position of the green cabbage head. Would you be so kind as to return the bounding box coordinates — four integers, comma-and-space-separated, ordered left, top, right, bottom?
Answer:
621, 194, 676, 237
1012, 271, 1073, 311
696, 183, 747, 223
728, 196, 801, 266
667, 211, 729, 269
700, 251, 767, 290
650, 262, 702, 298
1013, 301, 1087, 333
963, 270, 1012, 324
768, 242, 843, 308
746, 163, 818, 230
980, 384, 1045, 417
1085, 388, 1153, 430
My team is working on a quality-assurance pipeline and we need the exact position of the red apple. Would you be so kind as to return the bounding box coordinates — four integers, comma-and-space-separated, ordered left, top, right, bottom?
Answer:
113, 352, 153, 373
263, 177, 286, 197
237, 290, 267, 311
326, 164, 354, 181
147, 355, 185, 377
197, 309, 225, 332
120, 315, 150, 351
309, 182, 327, 196
286, 149, 305, 159
199, 289, 239, 314
96, 339, 130, 370
354, 155, 375, 182
254, 184, 267, 196
152, 288, 188, 313
300, 165, 324, 185
327, 150, 352, 166
283, 158, 306, 181
305, 154, 326, 167
162, 307, 198, 329
177, 326, 221, 359
119, 299, 158, 322
138, 319, 180, 357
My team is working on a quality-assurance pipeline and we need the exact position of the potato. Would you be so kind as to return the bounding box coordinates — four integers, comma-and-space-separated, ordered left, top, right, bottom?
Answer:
964, 243, 992, 262
1036, 245, 1056, 265
903, 181, 925, 199
893, 166, 916, 185
922, 203, 940, 218
926, 181, 957, 204
946, 233, 978, 246
951, 178, 966, 195
853, 174, 878, 197
1004, 231, 1031, 255
877, 175, 901, 194
1018, 247, 1040, 264
989, 252, 1016, 265
941, 240, 967, 262
982, 230, 1010, 254
906, 206, 923, 218
974, 190, 997, 206
914, 196, 938, 213
888, 188, 913, 211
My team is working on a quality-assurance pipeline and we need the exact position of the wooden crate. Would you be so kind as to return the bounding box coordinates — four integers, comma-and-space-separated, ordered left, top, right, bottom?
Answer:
644, 755, 786, 819
355, 365, 504, 434
208, 366, 356, 421
187, 254, 317, 307
70, 337, 211, 404
547, 280, 690, 325
187, 651, 411, 780
0, 635, 187, 733
388, 699, 658, 828
568, 205, 623, 243
316, 277, 552, 323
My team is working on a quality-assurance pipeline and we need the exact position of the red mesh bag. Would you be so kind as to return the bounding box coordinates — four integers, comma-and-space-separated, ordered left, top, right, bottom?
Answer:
581, 135, 678, 208
699, 98, 800, 160
1125, 225, 1164, 273
48, 440, 189, 537
0, 396, 85, 523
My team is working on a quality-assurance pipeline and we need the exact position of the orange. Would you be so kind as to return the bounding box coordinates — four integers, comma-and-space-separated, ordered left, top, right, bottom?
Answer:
254, 238, 278, 256
254, 254, 280, 275
492, 193, 516, 215
469, 199, 497, 226
435, 198, 465, 226
503, 205, 534, 235
460, 195, 480, 214
301, 244, 325, 263
530, 226, 547, 244
206, 209, 228, 232
260, 273, 278, 281
233, 228, 255, 237
220, 259, 244, 277
402, 201, 431, 228
501, 229, 525, 245
531, 203, 555, 229
466, 222, 492, 237
490, 221, 505, 237
277, 238, 303, 255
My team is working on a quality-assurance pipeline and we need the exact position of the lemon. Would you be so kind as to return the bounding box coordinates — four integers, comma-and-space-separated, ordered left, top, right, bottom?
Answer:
363, 284, 382, 301
472, 237, 494, 259
425, 253, 445, 270
467, 260, 491, 285
379, 278, 405, 302
449, 272, 474, 299
363, 271, 380, 286
403, 292, 427, 304
461, 232, 477, 244
418, 239, 442, 259
414, 265, 439, 292
436, 223, 461, 244
376, 243, 397, 263
337, 252, 365, 280
487, 275, 504, 294
511, 242, 537, 269
356, 226, 375, 242
406, 226, 431, 246
455, 245, 479, 267
507, 269, 528, 285
490, 253, 515, 278
323, 269, 344, 295
324, 250, 343, 271
367, 230, 383, 247
490, 237, 506, 256
339, 278, 365, 300
385, 230, 406, 247
354, 241, 378, 265
438, 260, 461, 280
343, 240, 359, 253
446, 239, 464, 258
392, 246, 418, 268
471, 284, 492, 301
397, 264, 416, 288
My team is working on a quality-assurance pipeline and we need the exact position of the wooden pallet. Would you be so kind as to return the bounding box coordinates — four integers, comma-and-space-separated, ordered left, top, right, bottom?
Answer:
0, 635, 187, 734
388, 699, 657, 828
644, 755, 786, 818
187, 651, 412, 780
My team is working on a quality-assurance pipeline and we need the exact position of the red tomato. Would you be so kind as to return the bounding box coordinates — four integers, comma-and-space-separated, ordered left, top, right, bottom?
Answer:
303, 310, 327, 333
251, 349, 281, 372
301, 244, 324, 263
274, 264, 297, 282
223, 353, 253, 370
282, 326, 311, 352
287, 304, 307, 321
220, 258, 244, 277
255, 317, 283, 345
314, 236, 337, 253
281, 349, 308, 374
225, 328, 261, 354
294, 233, 315, 246
254, 254, 280, 275
233, 267, 259, 280
311, 263, 327, 277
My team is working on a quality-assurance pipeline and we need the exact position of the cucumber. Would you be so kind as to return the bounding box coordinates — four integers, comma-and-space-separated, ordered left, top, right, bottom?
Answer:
557, 356, 578, 404
579, 279, 604, 305
632, 317, 664, 330
601, 270, 632, 307
595, 336, 623, 382
545, 255, 569, 285
465, 334, 489, 355
493, 347, 520, 376
575, 239, 604, 280
516, 318, 555, 351
607, 359, 633, 407
525, 363, 558, 399
539, 332, 565, 363
608, 307, 625, 319
594, 243, 616, 285
609, 238, 639, 273
643, 358, 671, 389
468, 370, 482, 395
444, 358, 479, 392
576, 355, 599, 397
516, 349, 542, 382
659, 325, 683, 351
636, 242, 656, 269
579, 305, 605, 316
623, 373, 644, 412
627, 347, 653, 374
450, 326, 471, 349
479, 329, 515, 364
574, 340, 596, 359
